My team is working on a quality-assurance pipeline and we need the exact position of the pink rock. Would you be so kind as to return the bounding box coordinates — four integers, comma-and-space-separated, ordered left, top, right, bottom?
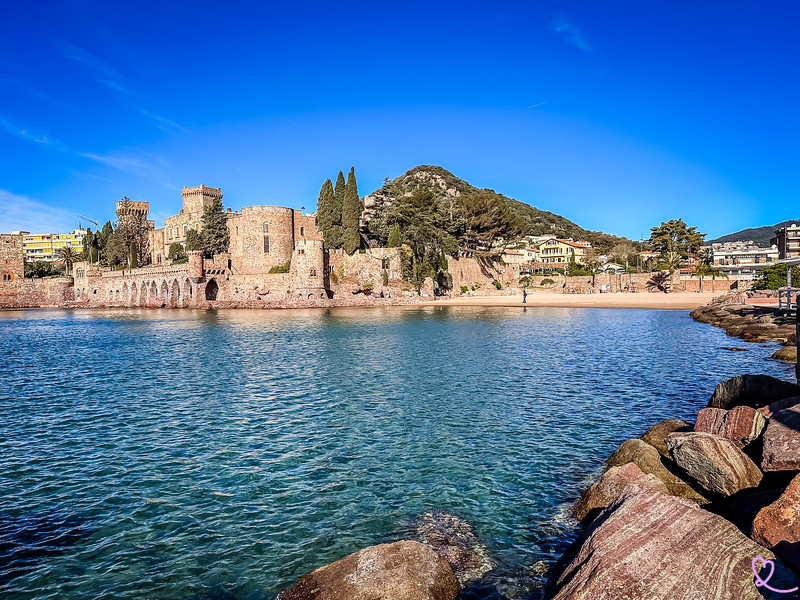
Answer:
573, 462, 668, 522
666, 432, 762, 496
549, 485, 776, 600
762, 404, 800, 472
725, 405, 766, 447
695, 408, 727, 435
278, 540, 460, 600
752, 473, 800, 571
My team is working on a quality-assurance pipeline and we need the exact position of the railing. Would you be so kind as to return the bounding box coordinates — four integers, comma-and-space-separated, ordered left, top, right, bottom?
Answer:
778, 287, 799, 310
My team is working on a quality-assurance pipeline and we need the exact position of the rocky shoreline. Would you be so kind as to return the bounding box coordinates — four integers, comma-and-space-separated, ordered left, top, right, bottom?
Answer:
691, 290, 798, 363
275, 370, 800, 600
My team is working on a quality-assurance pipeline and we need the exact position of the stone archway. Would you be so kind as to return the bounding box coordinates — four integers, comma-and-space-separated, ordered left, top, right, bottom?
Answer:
139, 282, 147, 307
160, 281, 169, 307
150, 281, 158, 308
169, 279, 180, 308
205, 278, 218, 301
123, 283, 130, 306
182, 278, 192, 307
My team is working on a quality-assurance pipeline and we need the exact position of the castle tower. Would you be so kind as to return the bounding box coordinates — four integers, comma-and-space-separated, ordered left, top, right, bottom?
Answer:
181, 185, 222, 214
290, 238, 328, 297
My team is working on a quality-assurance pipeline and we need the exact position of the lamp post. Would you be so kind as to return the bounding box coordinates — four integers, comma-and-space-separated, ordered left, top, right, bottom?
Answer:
79, 215, 99, 263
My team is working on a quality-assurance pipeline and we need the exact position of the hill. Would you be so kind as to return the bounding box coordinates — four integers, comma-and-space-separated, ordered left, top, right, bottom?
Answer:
362, 165, 628, 253
708, 220, 800, 247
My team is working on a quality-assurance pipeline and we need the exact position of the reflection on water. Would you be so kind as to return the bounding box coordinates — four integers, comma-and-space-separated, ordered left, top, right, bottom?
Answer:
0, 307, 793, 599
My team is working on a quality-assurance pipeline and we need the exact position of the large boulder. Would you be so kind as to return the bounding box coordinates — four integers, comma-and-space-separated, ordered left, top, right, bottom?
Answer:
694, 405, 766, 447
547, 485, 777, 600
606, 438, 708, 503
640, 419, 691, 457
412, 512, 492, 586
666, 432, 762, 496
757, 396, 800, 419
772, 346, 797, 363
573, 462, 668, 522
708, 374, 800, 410
762, 404, 800, 472
278, 540, 460, 600
752, 473, 800, 571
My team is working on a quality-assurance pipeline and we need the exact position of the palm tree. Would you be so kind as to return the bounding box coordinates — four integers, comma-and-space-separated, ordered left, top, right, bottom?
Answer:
656, 251, 683, 292
57, 247, 81, 275
691, 248, 728, 292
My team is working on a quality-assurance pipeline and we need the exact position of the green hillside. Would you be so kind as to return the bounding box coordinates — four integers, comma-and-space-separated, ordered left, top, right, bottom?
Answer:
362, 165, 628, 253
708, 220, 799, 247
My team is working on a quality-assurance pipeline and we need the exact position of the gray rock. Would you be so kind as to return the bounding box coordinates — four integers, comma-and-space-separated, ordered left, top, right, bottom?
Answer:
707, 374, 800, 410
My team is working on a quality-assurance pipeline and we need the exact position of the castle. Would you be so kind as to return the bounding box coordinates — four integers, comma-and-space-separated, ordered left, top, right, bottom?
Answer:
0, 185, 524, 309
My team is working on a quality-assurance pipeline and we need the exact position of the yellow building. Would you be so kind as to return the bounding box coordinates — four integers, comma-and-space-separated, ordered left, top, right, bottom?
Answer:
538, 238, 590, 267
12, 229, 86, 262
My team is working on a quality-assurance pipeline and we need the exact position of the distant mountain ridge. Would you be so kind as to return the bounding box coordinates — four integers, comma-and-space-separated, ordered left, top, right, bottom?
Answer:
362, 165, 628, 252
708, 220, 800, 247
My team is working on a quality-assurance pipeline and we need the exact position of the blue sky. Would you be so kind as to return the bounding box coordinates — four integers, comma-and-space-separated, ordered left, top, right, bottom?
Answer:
1, 1, 797, 240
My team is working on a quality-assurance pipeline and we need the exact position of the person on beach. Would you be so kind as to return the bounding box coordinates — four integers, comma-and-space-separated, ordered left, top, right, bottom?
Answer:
523, 289, 527, 304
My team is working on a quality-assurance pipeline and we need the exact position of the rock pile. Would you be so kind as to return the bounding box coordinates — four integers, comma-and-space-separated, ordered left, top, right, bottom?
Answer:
559, 373, 800, 599
691, 292, 797, 364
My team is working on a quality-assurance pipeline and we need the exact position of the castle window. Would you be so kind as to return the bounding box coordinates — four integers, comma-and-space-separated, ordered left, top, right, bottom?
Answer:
300, 227, 304, 236
381, 257, 390, 269
2, 272, 12, 281
263, 236, 270, 253
183, 224, 188, 236
310, 269, 317, 277
235, 226, 239, 235
263, 223, 269, 233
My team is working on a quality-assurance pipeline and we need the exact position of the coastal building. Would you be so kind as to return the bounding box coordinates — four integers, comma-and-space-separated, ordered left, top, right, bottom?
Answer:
597, 262, 626, 274
1, 233, 24, 282
538, 238, 590, 267
501, 247, 540, 264
11, 229, 86, 263
771, 224, 800, 260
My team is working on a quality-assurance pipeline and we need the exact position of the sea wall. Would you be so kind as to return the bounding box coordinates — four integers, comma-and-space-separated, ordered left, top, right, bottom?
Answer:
0, 277, 73, 308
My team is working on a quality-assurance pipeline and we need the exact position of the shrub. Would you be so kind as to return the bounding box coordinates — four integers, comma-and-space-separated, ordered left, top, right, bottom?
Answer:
382, 269, 389, 286
474, 282, 482, 290
269, 258, 292, 274
541, 278, 555, 286
492, 279, 502, 289
361, 282, 374, 292
460, 285, 469, 294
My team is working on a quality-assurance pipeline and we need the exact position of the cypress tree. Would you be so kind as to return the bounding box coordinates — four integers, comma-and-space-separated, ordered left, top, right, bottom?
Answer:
185, 229, 201, 251
387, 224, 402, 247
200, 197, 230, 257
129, 241, 138, 269
315, 179, 335, 248
342, 167, 361, 255
331, 170, 346, 248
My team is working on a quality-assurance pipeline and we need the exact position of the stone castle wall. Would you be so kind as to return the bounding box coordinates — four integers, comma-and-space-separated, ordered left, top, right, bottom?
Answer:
228, 206, 297, 275
0, 277, 73, 308
1, 233, 24, 282
448, 256, 520, 293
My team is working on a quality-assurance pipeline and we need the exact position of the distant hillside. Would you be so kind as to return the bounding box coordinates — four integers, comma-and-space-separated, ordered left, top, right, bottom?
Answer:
362, 165, 628, 253
708, 220, 800, 247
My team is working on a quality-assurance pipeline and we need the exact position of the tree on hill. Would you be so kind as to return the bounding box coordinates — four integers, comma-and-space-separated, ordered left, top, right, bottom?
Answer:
331, 171, 346, 248
315, 178, 336, 248
650, 219, 705, 257
459, 192, 521, 255
342, 167, 362, 254
387, 224, 402, 247
199, 197, 230, 257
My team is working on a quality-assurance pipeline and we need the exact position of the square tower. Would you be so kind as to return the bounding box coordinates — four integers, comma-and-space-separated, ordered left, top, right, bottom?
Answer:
181, 185, 223, 215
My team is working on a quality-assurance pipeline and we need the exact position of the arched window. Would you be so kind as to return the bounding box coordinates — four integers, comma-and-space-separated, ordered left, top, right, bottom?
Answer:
310, 268, 317, 278
1, 271, 12, 282
183, 224, 188, 236
262, 223, 269, 233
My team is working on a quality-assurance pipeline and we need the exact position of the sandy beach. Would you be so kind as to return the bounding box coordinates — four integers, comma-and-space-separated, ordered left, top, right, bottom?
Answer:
422, 291, 719, 310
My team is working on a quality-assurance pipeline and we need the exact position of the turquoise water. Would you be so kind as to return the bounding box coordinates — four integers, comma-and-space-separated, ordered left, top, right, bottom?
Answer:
0, 306, 794, 599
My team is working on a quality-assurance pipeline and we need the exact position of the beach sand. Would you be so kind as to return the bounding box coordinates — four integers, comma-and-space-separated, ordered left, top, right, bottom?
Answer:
421, 291, 718, 310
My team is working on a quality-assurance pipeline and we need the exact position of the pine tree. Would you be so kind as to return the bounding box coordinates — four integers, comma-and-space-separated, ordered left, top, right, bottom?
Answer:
342, 167, 361, 254
199, 197, 230, 257
331, 170, 346, 248
315, 179, 336, 248
387, 224, 402, 247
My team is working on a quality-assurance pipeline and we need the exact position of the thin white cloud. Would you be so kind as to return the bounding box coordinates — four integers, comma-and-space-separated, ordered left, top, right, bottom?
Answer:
138, 109, 189, 134
0, 190, 81, 234
0, 118, 59, 147
551, 13, 592, 51
55, 40, 135, 96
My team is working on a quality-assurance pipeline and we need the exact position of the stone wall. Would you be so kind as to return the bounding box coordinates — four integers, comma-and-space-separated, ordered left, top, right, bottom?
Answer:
448, 257, 520, 294
0, 277, 73, 308
228, 206, 297, 275
0, 233, 24, 282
